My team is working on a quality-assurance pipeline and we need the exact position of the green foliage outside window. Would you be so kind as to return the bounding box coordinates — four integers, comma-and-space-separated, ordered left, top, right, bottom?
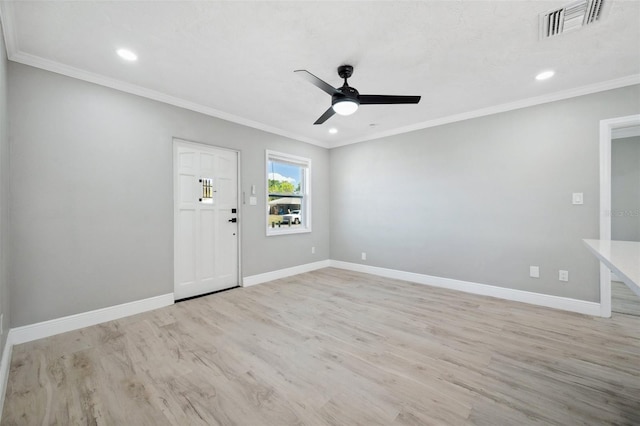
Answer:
268, 179, 300, 194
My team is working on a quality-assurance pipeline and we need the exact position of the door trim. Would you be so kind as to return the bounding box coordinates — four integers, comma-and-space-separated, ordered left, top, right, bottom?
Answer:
598, 114, 640, 318
173, 138, 242, 296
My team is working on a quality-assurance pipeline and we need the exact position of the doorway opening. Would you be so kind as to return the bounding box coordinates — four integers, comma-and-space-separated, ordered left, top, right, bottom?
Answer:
598, 114, 640, 317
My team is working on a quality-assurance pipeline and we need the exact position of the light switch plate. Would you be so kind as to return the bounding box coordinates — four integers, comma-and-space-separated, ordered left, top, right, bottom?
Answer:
249, 196, 257, 205
572, 193, 584, 205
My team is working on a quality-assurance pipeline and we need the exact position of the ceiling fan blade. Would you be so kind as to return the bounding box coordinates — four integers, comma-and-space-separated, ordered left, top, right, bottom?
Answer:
313, 107, 336, 125
295, 70, 339, 96
359, 95, 421, 105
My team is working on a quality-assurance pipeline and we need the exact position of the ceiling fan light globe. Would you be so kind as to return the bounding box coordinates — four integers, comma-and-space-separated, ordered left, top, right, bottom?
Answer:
333, 100, 359, 116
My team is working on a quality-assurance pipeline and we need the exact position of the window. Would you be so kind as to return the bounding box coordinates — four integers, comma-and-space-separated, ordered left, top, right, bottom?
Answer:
266, 150, 311, 235
199, 178, 214, 204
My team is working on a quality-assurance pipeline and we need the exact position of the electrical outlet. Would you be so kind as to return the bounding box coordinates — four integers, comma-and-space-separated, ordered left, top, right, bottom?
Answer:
572, 193, 584, 205
530, 266, 540, 278
361, 252, 367, 261
311, 246, 315, 254
559, 270, 569, 282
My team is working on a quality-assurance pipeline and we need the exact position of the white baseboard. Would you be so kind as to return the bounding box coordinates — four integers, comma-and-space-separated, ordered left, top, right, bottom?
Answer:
4, 261, 602, 346
10, 293, 175, 346
329, 260, 602, 317
243, 260, 331, 287
0, 334, 13, 421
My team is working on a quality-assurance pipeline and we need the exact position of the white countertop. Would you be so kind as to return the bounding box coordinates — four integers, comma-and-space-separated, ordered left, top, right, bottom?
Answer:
583, 239, 640, 298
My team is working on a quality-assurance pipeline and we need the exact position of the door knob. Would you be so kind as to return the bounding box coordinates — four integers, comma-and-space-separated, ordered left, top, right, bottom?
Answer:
228, 218, 237, 223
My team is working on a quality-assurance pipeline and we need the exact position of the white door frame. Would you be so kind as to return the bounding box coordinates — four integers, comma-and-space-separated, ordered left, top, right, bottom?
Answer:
173, 138, 242, 296
598, 114, 640, 318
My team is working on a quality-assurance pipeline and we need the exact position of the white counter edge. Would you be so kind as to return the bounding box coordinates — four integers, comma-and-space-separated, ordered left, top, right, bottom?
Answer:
583, 239, 640, 298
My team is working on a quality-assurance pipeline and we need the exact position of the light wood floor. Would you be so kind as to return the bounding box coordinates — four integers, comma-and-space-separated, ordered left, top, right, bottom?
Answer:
3, 268, 640, 425
612, 281, 640, 317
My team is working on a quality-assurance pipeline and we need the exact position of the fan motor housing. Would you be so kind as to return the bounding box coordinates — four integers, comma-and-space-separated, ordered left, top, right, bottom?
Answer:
332, 86, 360, 106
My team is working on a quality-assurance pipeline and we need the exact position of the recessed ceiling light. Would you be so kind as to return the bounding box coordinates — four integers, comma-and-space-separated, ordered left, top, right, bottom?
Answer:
535, 70, 555, 81
329, 128, 338, 134
116, 48, 138, 61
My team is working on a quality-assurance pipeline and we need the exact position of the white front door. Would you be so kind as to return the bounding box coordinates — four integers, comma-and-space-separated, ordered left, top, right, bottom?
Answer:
174, 140, 239, 300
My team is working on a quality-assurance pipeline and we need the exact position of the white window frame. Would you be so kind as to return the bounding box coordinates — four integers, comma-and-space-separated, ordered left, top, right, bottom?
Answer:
266, 150, 311, 236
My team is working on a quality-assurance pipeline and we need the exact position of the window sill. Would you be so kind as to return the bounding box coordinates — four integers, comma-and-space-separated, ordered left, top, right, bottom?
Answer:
267, 227, 311, 236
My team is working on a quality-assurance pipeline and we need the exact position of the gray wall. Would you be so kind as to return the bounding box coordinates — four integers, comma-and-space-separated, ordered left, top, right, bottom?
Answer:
0, 24, 9, 351
612, 136, 640, 241
8, 63, 330, 327
330, 86, 640, 302
7, 59, 640, 327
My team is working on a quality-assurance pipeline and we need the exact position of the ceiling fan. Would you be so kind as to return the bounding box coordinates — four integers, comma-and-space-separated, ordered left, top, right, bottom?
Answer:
294, 65, 421, 125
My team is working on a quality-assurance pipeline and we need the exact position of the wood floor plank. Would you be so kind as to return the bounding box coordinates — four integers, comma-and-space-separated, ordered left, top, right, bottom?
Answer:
3, 268, 640, 425
612, 281, 640, 317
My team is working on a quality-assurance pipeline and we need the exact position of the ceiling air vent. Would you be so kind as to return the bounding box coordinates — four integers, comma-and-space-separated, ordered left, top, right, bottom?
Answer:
540, 0, 605, 39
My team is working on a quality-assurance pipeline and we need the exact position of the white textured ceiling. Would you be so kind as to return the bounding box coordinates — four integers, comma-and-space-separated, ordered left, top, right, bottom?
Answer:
1, 1, 639, 148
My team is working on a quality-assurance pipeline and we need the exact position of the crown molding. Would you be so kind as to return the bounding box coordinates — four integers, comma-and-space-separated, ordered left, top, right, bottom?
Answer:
1, 0, 637, 151
15, 47, 635, 151
0, 0, 328, 150
9, 51, 329, 148
329, 74, 640, 148
0, 2, 326, 148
